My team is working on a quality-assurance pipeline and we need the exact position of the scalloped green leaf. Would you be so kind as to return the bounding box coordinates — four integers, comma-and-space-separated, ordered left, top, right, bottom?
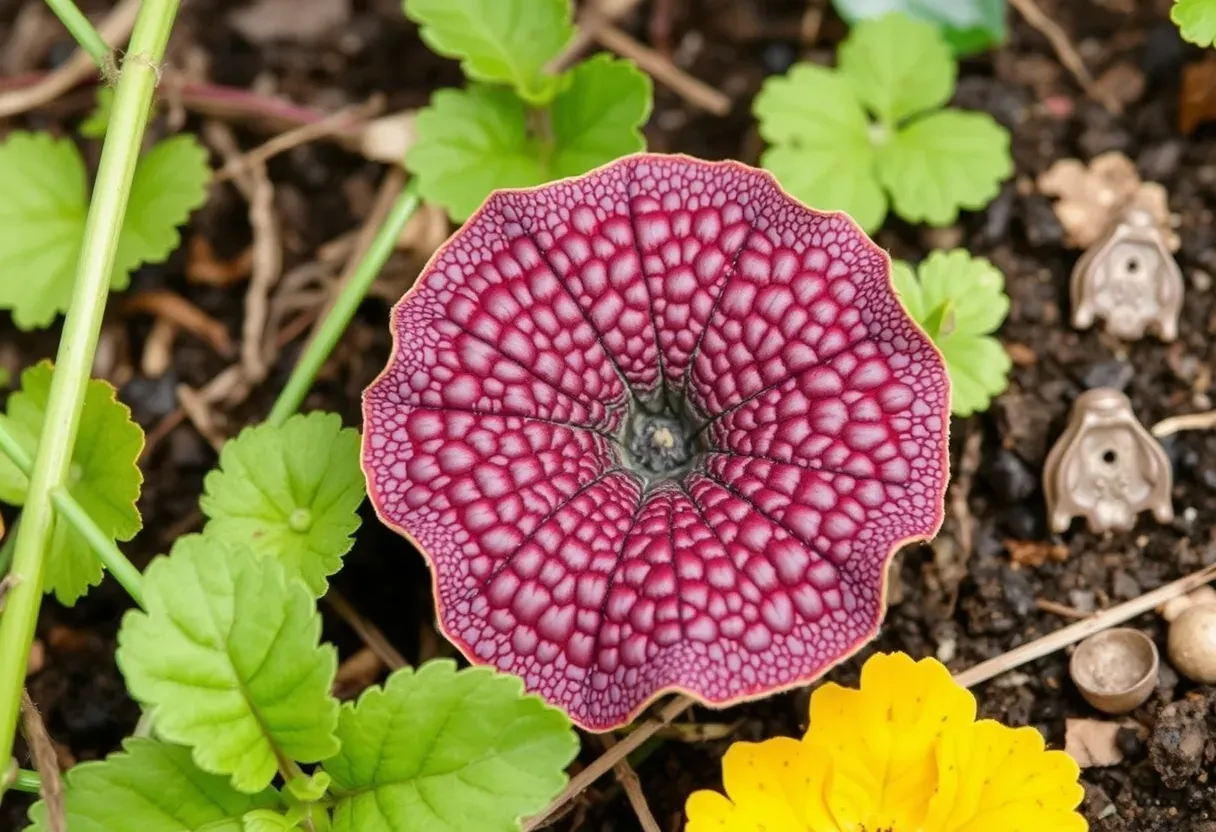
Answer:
323, 660, 579, 832
116, 535, 340, 794
113, 134, 211, 291
0, 131, 210, 330
1173, 0, 1216, 46
407, 55, 651, 222
403, 0, 574, 104
0, 361, 143, 604
837, 12, 956, 124
26, 738, 281, 832
892, 250, 1011, 416
200, 412, 364, 597
550, 54, 652, 178
755, 63, 886, 232
876, 109, 1012, 226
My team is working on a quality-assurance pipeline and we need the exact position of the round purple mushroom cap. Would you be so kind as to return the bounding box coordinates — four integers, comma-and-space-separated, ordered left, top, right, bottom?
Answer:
362, 153, 950, 731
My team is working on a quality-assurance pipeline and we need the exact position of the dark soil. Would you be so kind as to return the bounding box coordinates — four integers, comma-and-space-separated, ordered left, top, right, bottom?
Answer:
4, 0, 1216, 829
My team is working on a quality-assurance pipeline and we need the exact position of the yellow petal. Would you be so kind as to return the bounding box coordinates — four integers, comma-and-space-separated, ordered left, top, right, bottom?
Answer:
685, 737, 817, 831
925, 720, 1088, 832
686, 790, 764, 832
805, 653, 977, 830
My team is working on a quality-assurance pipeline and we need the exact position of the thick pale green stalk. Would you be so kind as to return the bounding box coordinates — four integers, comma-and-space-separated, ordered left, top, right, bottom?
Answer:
0, 422, 143, 605
0, 0, 180, 773
42, 0, 112, 71
266, 182, 420, 427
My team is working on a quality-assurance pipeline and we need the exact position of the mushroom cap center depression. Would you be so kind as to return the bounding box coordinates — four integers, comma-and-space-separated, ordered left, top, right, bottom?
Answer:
623, 406, 703, 484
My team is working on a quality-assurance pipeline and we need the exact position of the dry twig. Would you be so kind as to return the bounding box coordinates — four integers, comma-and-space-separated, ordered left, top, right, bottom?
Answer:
203, 122, 283, 399
954, 562, 1216, 687
583, 10, 731, 115
325, 588, 407, 671
1007, 0, 1120, 112
119, 290, 234, 356
0, 0, 137, 117
20, 690, 63, 832
175, 384, 226, 453
551, 0, 644, 71
524, 695, 694, 830
1036, 599, 1093, 620
212, 96, 386, 184
597, 734, 661, 832
1152, 409, 1216, 438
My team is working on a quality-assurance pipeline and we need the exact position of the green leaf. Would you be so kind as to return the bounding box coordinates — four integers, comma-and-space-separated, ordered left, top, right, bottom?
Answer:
0, 361, 143, 604
550, 54, 652, 178
116, 535, 340, 794
403, 0, 574, 104
114, 134, 211, 291
0, 133, 88, 330
26, 738, 281, 832
200, 412, 364, 596
408, 56, 651, 223
755, 63, 887, 232
893, 250, 1011, 416
80, 86, 115, 139
876, 109, 1012, 226
832, 0, 1006, 56
407, 85, 545, 222
1173, 0, 1216, 46
838, 12, 956, 124
323, 660, 579, 832
0, 131, 210, 329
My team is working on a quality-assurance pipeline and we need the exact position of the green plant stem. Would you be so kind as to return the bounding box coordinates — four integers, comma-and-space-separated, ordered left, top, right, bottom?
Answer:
51, 488, 144, 607
0, 0, 180, 774
42, 0, 113, 71
266, 181, 421, 427
0, 422, 144, 606
11, 767, 40, 794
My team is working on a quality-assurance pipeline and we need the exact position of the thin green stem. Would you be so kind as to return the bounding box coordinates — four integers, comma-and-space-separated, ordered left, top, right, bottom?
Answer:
51, 488, 144, 607
11, 768, 40, 794
266, 181, 420, 427
42, 0, 113, 72
0, 0, 180, 773
0, 415, 144, 606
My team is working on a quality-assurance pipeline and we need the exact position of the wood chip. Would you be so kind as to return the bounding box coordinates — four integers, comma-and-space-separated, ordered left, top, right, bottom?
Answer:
1007, 539, 1070, 568
1065, 718, 1125, 768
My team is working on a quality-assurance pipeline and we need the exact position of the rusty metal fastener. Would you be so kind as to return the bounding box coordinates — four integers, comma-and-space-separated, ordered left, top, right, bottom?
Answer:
1043, 387, 1173, 534
1071, 206, 1183, 342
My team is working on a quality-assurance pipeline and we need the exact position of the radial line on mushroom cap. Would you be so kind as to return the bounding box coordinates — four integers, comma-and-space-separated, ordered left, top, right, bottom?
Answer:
459, 465, 634, 605
506, 199, 648, 412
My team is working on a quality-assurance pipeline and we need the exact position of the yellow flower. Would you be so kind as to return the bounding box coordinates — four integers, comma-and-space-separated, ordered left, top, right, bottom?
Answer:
686, 653, 1087, 832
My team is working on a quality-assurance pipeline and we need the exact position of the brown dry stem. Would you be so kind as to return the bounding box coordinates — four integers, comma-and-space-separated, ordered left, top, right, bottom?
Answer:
1007, 0, 1119, 112
212, 96, 385, 184
20, 690, 63, 832
119, 290, 234, 357
0, 0, 139, 118
324, 588, 407, 671
597, 734, 661, 832
583, 10, 731, 115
